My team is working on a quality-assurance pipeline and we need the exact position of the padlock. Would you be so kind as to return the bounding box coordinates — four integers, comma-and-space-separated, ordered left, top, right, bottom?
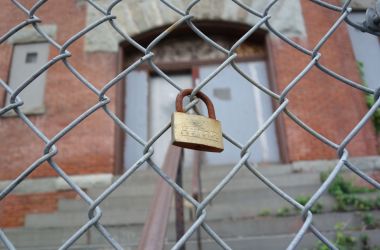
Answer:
171, 88, 224, 152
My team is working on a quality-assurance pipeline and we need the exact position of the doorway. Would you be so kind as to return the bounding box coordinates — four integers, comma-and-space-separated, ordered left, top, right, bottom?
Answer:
123, 61, 280, 170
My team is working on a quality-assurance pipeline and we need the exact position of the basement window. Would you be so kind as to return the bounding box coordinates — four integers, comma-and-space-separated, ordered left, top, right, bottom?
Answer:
4, 43, 49, 115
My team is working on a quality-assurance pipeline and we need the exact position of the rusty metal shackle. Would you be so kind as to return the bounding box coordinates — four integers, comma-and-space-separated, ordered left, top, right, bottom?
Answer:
175, 88, 216, 119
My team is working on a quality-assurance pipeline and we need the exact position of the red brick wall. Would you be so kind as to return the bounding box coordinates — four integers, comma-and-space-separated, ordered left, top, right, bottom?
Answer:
268, 0, 377, 161
0, 1, 117, 180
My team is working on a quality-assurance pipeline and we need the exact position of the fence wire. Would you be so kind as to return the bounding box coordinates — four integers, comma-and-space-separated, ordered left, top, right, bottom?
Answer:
1, 0, 380, 249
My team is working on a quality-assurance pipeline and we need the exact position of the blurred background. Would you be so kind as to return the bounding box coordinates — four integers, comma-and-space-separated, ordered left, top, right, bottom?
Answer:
0, 0, 380, 249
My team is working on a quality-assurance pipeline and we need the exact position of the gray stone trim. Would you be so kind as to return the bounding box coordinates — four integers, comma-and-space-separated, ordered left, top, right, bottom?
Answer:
2, 106, 45, 117
124, 35, 265, 66
7, 24, 57, 44
84, 0, 306, 52
0, 174, 113, 195
292, 155, 380, 173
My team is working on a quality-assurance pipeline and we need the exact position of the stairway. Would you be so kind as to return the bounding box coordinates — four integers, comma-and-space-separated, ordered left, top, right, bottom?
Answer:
2, 163, 380, 249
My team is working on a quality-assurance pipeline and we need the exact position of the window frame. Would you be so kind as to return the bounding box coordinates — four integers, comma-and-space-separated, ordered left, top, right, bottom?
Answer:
3, 42, 50, 117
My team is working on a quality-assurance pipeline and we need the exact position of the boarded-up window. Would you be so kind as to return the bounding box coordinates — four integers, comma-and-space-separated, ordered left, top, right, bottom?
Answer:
5, 43, 49, 115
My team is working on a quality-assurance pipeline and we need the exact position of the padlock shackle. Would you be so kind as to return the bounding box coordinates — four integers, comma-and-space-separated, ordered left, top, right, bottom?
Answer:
175, 88, 216, 119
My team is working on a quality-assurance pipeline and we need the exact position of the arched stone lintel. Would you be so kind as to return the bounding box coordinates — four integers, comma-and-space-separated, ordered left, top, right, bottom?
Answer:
84, 0, 306, 52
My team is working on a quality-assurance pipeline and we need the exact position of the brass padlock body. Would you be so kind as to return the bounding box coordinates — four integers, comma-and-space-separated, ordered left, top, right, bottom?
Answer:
171, 89, 224, 152
172, 112, 223, 152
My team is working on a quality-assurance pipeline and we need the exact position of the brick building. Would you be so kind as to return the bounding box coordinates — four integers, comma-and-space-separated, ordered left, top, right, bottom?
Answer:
0, 0, 379, 243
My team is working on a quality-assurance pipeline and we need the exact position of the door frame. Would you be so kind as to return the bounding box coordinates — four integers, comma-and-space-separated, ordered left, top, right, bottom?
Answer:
114, 22, 288, 174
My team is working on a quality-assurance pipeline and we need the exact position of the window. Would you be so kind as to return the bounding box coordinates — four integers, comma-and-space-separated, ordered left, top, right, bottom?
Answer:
347, 12, 380, 89
4, 43, 49, 115
25, 52, 38, 63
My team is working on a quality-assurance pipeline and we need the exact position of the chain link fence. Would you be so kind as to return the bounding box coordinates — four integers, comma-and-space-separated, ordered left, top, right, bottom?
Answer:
1, 0, 380, 249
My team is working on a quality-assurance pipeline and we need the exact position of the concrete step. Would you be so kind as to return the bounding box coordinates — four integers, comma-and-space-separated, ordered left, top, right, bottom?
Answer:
24, 208, 151, 228
25, 160, 379, 229
76, 155, 379, 194
5, 230, 380, 250
29, 183, 336, 228
5, 211, 380, 250
4, 159, 380, 249
1, 227, 89, 249
60, 182, 326, 212
193, 211, 380, 241
133, 155, 379, 186
57, 195, 152, 212
167, 229, 380, 250
85, 168, 322, 199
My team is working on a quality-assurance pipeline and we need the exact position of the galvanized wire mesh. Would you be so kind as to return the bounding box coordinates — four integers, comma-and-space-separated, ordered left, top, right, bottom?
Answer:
1, 0, 380, 249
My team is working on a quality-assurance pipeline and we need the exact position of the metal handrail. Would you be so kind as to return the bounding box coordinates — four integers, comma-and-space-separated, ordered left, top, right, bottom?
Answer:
138, 145, 183, 250
191, 151, 203, 250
